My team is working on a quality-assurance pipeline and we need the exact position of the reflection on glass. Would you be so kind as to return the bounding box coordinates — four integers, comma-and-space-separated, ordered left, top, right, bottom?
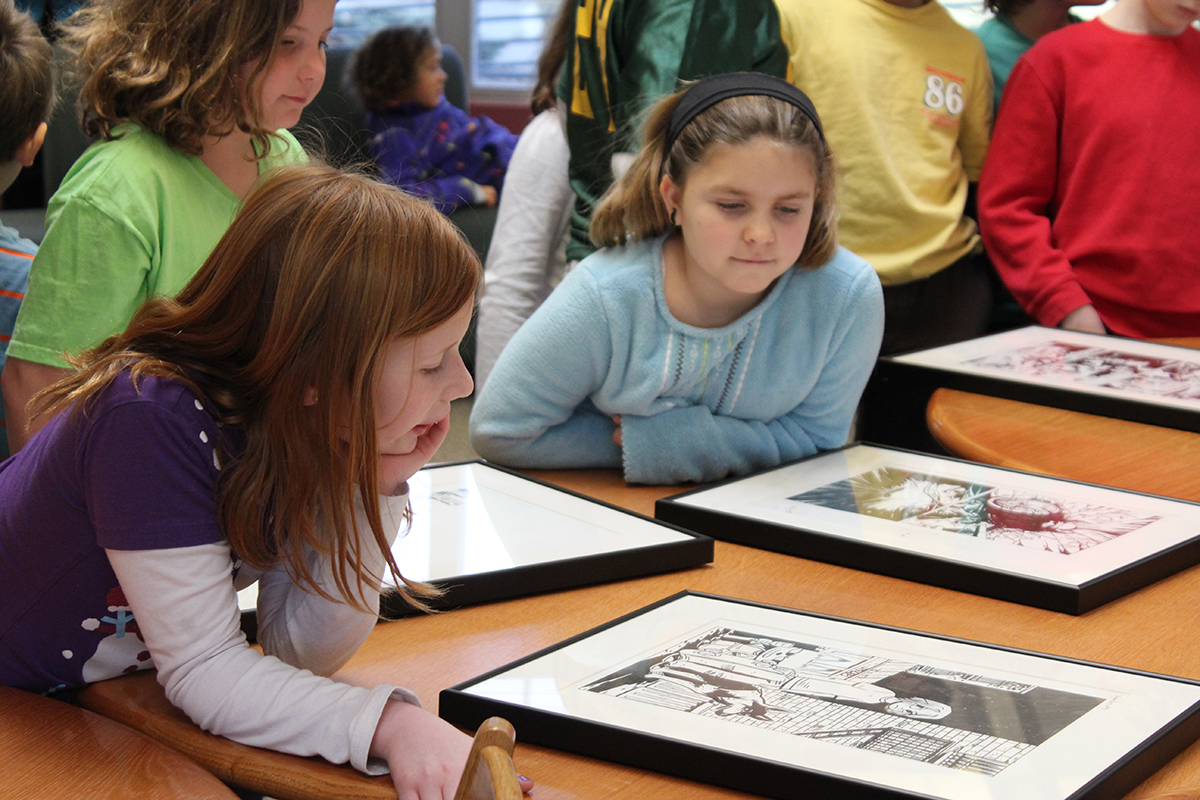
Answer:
473, 676, 567, 713
393, 464, 687, 582
399, 468, 516, 581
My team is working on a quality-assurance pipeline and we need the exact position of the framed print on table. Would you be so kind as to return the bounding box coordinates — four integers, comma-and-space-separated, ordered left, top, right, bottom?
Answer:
864, 327, 1200, 447
440, 592, 1200, 800
654, 444, 1200, 614
238, 461, 712, 633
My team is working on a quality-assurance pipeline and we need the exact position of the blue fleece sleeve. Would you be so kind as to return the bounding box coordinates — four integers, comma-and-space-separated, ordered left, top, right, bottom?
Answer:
619, 265, 884, 484
469, 269, 623, 469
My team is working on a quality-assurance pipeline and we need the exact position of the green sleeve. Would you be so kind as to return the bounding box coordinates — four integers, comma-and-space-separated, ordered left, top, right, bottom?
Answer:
9, 129, 306, 368
8, 196, 154, 367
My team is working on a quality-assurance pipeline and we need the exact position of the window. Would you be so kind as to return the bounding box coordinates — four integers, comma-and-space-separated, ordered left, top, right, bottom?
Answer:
328, 0, 436, 49
942, 0, 1116, 27
328, 0, 558, 97
941, 0, 991, 29
471, 0, 560, 90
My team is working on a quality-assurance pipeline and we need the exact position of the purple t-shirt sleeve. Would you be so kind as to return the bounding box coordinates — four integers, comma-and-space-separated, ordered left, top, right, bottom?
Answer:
84, 379, 226, 550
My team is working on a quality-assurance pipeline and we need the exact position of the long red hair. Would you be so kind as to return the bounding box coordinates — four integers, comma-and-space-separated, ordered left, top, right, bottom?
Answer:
37, 163, 482, 611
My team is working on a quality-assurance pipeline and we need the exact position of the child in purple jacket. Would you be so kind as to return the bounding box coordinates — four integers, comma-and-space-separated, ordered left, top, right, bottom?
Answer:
352, 26, 518, 214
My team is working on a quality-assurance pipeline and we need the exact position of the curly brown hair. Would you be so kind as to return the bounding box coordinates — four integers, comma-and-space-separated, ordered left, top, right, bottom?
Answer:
0, 0, 54, 162
351, 26, 437, 114
60, 0, 302, 157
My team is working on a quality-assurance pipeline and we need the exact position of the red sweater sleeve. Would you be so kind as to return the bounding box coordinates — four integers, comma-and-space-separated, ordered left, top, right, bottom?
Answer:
978, 56, 1092, 328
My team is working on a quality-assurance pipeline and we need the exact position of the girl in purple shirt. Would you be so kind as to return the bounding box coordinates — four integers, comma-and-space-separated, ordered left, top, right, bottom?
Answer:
0, 163, 527, 797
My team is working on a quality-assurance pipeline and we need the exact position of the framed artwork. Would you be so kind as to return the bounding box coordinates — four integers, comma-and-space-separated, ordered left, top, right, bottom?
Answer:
440, 592, 1200, 800
238, 462, 712, 633
871, 326, 1200, 437
655, 444, 1200, 614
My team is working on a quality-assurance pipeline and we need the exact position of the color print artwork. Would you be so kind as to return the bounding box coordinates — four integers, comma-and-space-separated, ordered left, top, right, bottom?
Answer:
788, 467, 1160, 555
583, 628, 1103, 775
967, 342, 1200, 400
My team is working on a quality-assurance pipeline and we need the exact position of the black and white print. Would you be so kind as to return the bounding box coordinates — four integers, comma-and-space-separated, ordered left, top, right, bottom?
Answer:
583, 627, 1103, 775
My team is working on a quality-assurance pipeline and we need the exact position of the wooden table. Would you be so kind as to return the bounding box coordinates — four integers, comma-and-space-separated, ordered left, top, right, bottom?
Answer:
927, 388, 1200, 504
1, 684, 239, 799
80, 468, 1200, 800
925, 336, 1200, 503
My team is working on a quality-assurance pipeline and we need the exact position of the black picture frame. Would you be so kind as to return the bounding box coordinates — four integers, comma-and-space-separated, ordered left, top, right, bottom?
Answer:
440, 591, 1200, 800
654, 444, 1200, 614
860, 327, 1200, 453
239, 461, 712, 638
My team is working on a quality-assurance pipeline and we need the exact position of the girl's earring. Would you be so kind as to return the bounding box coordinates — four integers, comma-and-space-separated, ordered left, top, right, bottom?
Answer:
670, 209, 678, 227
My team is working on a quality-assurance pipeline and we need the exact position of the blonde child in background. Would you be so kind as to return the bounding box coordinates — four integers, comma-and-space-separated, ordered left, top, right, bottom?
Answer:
471, 73, 884, 485
979, 0, 1200, 337
2, 0, 331, 452
0, 0, 53, 459
0, 163, 534, 798
352, 26, 518, 214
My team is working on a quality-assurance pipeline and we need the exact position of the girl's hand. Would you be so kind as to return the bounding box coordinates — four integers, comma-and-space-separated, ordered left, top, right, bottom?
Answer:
611, 414, 622, 446
371, 700, 471, 800
1059, 305, 1106, 335
371, 700, 533, 798
378, 415, 451, 496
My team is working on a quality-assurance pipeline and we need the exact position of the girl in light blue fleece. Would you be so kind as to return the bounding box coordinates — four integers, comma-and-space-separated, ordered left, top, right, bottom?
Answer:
469, 73, 884, 485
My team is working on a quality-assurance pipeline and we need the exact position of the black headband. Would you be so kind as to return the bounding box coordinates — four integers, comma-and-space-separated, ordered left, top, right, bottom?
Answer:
664, 72, 825, 155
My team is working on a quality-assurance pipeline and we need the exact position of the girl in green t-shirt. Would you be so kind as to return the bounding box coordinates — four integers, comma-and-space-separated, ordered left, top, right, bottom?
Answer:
4, 0, 332, 452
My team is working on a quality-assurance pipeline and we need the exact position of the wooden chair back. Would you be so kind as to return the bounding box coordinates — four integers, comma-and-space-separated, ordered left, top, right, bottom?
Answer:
453, 717, 522, 800
77, 672, 397, 800
78, 672, 525, 800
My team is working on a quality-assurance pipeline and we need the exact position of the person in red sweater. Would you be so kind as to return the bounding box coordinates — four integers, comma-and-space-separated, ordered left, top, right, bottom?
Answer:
978, 0, 1200, 338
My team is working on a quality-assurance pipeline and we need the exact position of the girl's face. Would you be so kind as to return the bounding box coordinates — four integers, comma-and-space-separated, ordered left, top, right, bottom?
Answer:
409, 44, 448, 109
660, 136, 817, 324
373, 300, 474, 494
252, 0, 337, 130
